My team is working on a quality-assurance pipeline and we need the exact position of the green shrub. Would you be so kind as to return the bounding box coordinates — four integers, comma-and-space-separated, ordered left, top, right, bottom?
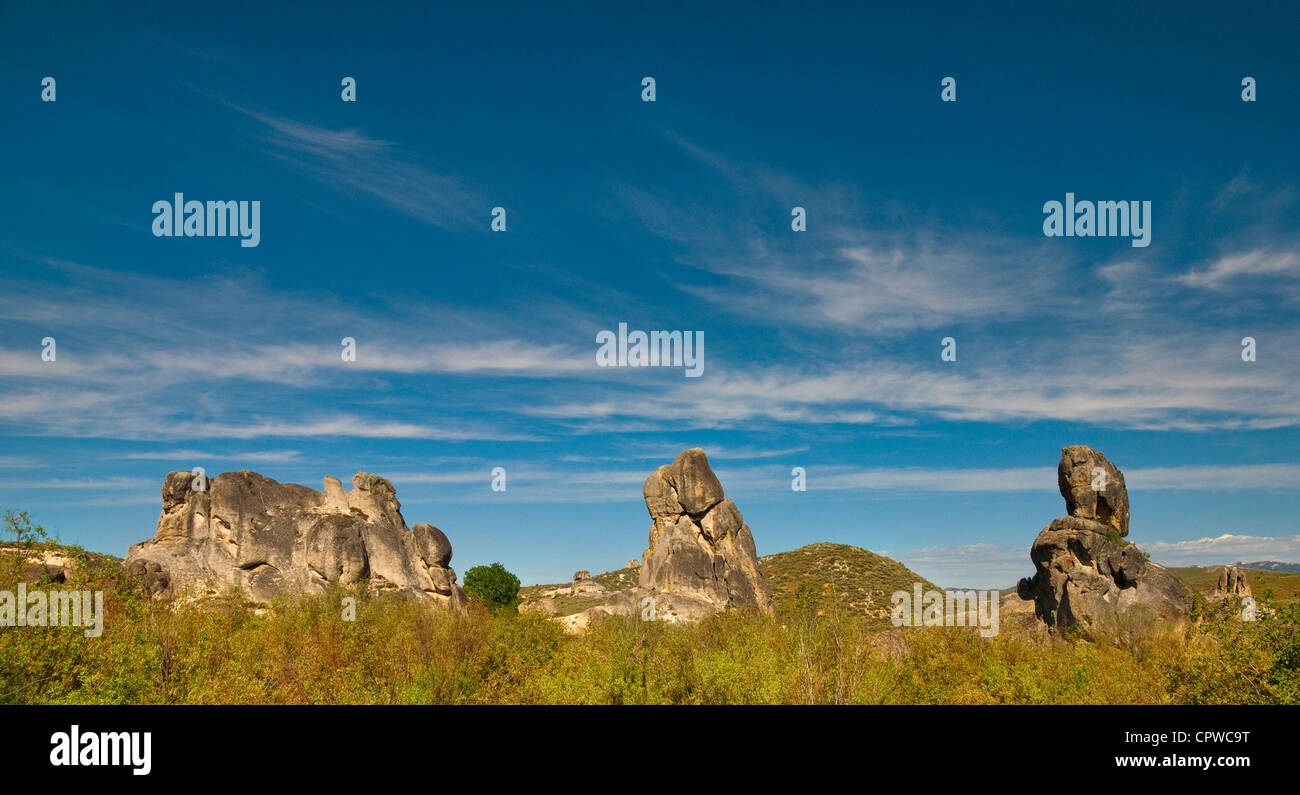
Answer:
2, 535, 1298, 705
462, 562, 522, 613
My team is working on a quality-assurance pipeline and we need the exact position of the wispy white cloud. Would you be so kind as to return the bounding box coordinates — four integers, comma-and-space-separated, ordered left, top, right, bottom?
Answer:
0, 477, 155, 490
122, 449, 302, 463
681, 237, 1066, 334
782, 463, 1300, 493
897, 534, 1300, 590
1178, 248, 1300, 290
192, 418, 535, 442
524, 327, 1300, 431
229, 104, 484, 231
1143, 533, 1300, 567
559, 444, 810, 464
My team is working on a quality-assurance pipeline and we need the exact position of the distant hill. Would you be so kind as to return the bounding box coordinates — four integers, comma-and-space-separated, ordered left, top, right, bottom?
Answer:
1231, 561, 1300, 573
520, 542, 939, 626
1182, 560, 1300, 573
1170, 565, 1300, 604
759, 542, 939, 624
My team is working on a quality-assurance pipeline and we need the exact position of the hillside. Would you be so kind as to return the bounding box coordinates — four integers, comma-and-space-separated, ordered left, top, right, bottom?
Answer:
519, 542, 938, 628
517, 565, 640, 616
0, 542, 123, 583
1170, 565, 1300, 604
759, 542, 940, 622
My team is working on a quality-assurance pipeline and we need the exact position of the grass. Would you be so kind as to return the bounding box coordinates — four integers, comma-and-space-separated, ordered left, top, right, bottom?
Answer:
521, 542, 942, 630
760, 543, 941, 629
4, 525, 1297, 706
3, 541, 1296, 705
1171, 566, 1300, 604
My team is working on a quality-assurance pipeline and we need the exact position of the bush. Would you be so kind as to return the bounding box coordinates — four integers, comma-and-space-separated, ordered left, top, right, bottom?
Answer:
462, 563, 522, 613
2, 518, 1298, 705
4, 510, 52, 546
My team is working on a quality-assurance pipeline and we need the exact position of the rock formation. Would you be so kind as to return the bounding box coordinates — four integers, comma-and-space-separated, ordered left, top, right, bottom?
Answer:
0, 546, 85, 584
1058, 444, 1130, 537
517, 448, 774, 628
639, 448, 773, 616
1212, 565, 1252, 599
124, 470, 465, 608
1017, 447, 1190, 641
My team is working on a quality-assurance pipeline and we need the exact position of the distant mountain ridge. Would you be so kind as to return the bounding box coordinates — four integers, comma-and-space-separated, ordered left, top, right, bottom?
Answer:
1232, 561, 1300, 573
1186, 561, 1300, 573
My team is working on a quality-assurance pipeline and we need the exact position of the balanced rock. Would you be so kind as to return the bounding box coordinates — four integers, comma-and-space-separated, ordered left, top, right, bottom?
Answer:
573, 570, 590, 582
124, 470, 465, 608
638, 449, 773, 614
1058, 444, 1130, 537
1018, 447, 1190, 641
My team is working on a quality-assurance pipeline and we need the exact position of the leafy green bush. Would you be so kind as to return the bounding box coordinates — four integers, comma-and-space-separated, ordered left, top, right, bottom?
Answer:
462, 562, 522, 613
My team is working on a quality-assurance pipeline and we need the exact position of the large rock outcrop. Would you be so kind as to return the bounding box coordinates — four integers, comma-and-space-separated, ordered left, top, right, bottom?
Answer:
518, 448, 775, 628
638, 449, 773, 616
1018, 447, 1190, 641
124, 470, 465, 608
1211, 565, 1252, 600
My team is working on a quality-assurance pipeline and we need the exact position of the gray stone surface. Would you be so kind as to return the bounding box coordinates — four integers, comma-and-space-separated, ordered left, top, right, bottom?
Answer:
1058, 444, 1131, 537
1019, 447, 1190, 641
124, 470, 465, 608
638, 448, 773, 614
1213, 565, 1252, 599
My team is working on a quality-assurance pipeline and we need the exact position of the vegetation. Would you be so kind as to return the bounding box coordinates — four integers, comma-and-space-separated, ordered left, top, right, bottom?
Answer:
760, 543, 941, 629
462, 562, 522, 613
1171, 566, 1300, 604
4, 510, 52, 547
0, 543, 1297, 705
3, 515, 1297, 705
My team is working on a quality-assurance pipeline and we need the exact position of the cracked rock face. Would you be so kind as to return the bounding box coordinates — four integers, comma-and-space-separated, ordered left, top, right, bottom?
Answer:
638, 449, 773, 614
1058, 444, 1130, 537
1019, 447, 1189, 640
124, 470, 465, 608
1213, 566, 1252, 599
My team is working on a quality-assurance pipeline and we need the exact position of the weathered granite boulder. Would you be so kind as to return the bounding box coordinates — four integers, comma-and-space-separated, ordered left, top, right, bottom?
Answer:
1212, 565, 1252, 599
526, 449, 775, 632
124, 470, 465, 608
638, 449, 773, 614
1018, 447, 1190, 641
1058, 444, 1130, 537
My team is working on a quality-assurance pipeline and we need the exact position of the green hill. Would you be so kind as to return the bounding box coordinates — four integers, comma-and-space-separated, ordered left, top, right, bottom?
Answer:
759, 542, 939, 623
519, 542, 938, 627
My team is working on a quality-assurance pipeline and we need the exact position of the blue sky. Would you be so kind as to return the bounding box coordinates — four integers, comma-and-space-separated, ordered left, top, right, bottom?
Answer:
1, 1, 1298, 588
